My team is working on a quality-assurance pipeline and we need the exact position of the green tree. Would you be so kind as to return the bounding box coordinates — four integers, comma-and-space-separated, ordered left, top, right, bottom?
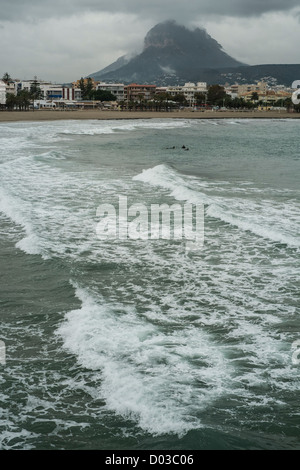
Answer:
78, 77, 86, 98
30, 77, 43, 100
207, 85, 227, 106
85, 78, 94, 100
251, 92, 259, 102
294, 104, 300, 113
92, 89, 117, 101
79, 77, 95, 100
173, 93, 188, 107
194, 92, 206, 106
2, 72, 12, 84
16, 90, 31, 110
153, 92, 173, 111
5, 93, 17, 110
285, 98, 293, 111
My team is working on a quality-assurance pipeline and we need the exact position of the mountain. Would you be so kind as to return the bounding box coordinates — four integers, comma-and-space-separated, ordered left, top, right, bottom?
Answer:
213, 64, 300, 88
90, 55, 130, 77
89, 20, 300, 87
89, 20, 245, 84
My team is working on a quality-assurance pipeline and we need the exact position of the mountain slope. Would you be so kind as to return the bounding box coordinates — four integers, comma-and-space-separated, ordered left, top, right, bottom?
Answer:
90, 20, 245, 84
89, 20, 299, 86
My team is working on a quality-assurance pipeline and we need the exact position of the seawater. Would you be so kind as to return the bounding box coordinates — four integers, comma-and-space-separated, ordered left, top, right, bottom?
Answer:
0, 118, 299, 450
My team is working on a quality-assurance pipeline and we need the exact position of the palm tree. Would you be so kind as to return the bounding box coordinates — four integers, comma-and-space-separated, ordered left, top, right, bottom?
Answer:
2, 73, 12, 84
5, 93, 17, 110
251, 92, 259, 102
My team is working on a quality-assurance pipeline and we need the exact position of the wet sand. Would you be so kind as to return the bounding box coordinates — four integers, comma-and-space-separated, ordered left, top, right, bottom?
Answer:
0, 109, 299, 122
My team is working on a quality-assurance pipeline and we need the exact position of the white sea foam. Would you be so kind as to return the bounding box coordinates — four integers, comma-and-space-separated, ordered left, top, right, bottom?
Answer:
57, 285, 232, 436
134, 164, 300, 248
59, 119, 192, 136
0, 188, 45, 256
0, 118, 299, 448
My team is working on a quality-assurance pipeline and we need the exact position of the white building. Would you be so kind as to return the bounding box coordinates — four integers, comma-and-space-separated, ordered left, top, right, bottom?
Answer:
16, 80, 63, 100
0, 80, 6, 105
167, 82, 207, 106
226, 81, 268, 98
97, 83, 125, 101
182, 82, 207, 106
16, 80, 34, 93
34, 100, 56, 109
5, 82, 17, 95
62, 87, 81, 101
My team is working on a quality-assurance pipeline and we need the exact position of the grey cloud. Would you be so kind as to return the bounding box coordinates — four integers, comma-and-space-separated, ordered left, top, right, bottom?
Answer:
0, 0, 299, 22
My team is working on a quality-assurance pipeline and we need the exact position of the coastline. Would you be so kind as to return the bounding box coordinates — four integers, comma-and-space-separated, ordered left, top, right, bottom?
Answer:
0, 109, 299, 123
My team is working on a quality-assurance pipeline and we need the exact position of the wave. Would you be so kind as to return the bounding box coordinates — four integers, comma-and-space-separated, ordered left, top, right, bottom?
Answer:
59, 119, 192, 136
0, 188, 46, 257
33, 150, 66, 160
56, 284, 232, 436
133, 164, 300, 248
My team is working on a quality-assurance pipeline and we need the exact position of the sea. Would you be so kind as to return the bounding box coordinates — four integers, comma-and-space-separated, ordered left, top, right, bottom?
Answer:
0, 117, 299, 451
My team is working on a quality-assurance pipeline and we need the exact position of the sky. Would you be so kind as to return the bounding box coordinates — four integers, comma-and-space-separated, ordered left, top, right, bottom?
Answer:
0, 0, 299, 83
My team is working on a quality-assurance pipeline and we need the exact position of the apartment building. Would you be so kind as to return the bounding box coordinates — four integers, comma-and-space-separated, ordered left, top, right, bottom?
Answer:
5, 82, 17, 95
240, 89, 291, 105
73, 78, 98, 89
97, 83, 125, 101
125, 83, 157, 101
16, 80, 60, 99
227, 81, 268, 98
181, 82, 207, 106
0, 80, 6, 104
62, 87, 81, 101
166, 82, 207, 106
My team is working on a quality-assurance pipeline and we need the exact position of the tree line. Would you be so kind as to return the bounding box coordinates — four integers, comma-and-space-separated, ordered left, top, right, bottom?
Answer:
78, 77, 116, 101
2, 73, 43, 111
2, 73, 299, 112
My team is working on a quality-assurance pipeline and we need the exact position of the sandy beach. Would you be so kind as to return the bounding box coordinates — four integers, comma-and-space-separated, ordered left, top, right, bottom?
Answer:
0, 109, 299, 122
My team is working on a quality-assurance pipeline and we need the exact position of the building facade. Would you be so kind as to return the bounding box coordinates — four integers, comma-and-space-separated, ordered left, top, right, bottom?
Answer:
226, 81, 268, 98
166, 82, 207, 106
125, 83, 157, 102
0, 80, 6, 104
97, 83, 125, 101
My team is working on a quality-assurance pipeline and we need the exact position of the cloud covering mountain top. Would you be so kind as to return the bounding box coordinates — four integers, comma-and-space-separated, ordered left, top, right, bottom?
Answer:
0, 1, 299, 82
1, 0, 299, 22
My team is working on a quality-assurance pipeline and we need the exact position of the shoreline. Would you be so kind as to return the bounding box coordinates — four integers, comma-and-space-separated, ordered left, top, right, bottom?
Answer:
0, 109, 299, 123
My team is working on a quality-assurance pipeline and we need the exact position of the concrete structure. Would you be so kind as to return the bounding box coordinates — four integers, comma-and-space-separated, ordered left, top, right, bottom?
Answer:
43, 85, 63, 100
166, 85, 183, 98
34, 100, 56, 109
14, 80, 82, 102
125, 83, 157, 102
166, 82, 207, 106
16, 80, 33, 93
0, 80, 6, 105
73, 78, 98, 89
97, 83, 125, 101
240, 89, 291, 107
181, 82, 207, 106
5, 82, 17, 95
62, 87, 81, 101
226, 81, 268, 98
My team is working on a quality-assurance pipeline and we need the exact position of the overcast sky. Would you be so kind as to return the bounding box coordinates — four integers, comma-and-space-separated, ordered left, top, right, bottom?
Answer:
1, 0, 299, 83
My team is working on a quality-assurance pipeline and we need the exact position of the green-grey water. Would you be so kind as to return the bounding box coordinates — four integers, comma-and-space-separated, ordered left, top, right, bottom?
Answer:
0, 118, 299, 450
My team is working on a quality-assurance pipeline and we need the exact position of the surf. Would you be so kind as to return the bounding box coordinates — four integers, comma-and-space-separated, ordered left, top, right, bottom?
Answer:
133, 164, 300, 249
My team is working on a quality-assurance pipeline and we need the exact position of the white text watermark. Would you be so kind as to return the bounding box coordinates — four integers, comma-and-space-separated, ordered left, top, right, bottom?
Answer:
291, 80, 300, 105
96, 196, 204, 251
0, 340, 6, 365
292, 340, 300, 365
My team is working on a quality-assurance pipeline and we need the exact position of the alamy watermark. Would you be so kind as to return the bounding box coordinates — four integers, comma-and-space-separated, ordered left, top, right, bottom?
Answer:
291, 80, 300, 105
292, 340, 300, 365
96, 196, 204, 251
0, 340, 6, 365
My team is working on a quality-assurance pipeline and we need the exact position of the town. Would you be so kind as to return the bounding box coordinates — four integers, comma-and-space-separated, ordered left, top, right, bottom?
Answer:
0, 73, 298, 113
